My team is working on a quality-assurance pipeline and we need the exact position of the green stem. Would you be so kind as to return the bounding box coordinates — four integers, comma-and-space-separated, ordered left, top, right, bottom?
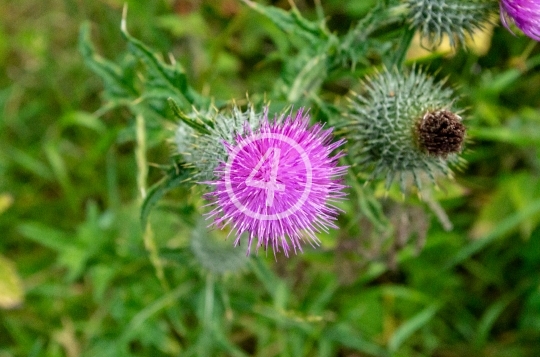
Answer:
389, 26, 415, 69
136, 114, 170, 291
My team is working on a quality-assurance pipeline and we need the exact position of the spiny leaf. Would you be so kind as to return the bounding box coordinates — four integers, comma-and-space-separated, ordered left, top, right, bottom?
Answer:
240, 0, 329, 47
287, 53, 328, 102
140, 164, 193, 228
79, 22, 137, 100
121, 10, 207, 109
336, 2, 394, 69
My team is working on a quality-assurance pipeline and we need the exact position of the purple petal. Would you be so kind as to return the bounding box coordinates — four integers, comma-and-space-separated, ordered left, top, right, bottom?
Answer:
501, 0, 540, 41
204, 109, 348, 257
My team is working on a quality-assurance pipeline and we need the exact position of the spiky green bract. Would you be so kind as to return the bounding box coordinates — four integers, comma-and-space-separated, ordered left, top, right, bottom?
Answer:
174, 105, 265, 182
405, 0, 497, 48
345, 68, 463, 192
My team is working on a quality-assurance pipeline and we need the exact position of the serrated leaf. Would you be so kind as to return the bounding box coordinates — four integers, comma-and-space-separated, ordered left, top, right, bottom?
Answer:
287, 53, 328, 102
240, 0, 328, 46
335, 3, 397, 69
121, 16, 206, 109
79, 22, 137, 100
140, 165, 192, 228
0, 255, 24, 309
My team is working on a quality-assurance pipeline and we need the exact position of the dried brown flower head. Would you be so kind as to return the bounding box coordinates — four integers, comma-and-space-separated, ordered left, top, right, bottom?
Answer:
417, 110, 465, 157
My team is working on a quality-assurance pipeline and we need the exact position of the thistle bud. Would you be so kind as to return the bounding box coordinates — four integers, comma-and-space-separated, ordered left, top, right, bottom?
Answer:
174, 105, 263, 182
344, 68, 465, 192
405, 0, 496, 48
191, 219, 248, 274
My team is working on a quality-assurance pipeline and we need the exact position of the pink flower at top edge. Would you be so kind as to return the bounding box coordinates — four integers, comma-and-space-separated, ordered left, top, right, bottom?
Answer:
500, 0, 540, 40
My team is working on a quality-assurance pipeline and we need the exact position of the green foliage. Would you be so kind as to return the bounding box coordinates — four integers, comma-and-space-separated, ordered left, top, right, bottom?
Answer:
1, 0, 540, 356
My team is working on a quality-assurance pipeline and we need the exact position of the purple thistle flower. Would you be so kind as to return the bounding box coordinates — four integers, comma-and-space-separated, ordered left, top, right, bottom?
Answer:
204, 108, 348, 257
500, 0, 540, 40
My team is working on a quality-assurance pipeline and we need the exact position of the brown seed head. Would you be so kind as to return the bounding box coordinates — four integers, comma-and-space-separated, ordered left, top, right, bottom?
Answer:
417, 110, 465, 157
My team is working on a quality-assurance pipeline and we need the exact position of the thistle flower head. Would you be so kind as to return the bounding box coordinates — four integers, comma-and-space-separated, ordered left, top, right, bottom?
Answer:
344, 68, 465, 192
500, 0, 540, 41
406, 0, 496, 48
205, 109, 348, 257
174, 105, 263, 181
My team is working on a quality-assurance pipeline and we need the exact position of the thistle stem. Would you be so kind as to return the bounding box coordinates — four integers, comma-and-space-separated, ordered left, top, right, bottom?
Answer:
389, 26, 415, 69
136, 114, 170, 291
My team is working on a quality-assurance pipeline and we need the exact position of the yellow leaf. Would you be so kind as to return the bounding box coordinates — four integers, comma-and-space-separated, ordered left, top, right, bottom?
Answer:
0, 254, 24, 309
0, 193, 14, 215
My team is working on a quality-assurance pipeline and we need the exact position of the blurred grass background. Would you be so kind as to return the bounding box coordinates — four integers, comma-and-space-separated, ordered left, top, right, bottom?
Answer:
1, 0, 540, 356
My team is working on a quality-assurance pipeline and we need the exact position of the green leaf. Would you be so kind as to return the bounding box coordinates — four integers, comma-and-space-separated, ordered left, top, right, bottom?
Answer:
287, 53, 328, 102
90, 264, 117, 302
4, 145, 53, 181
326, 323, 389, 357
44, 141, 76, 211
0, 255, 24, 309
468, 126, 540, 146
120, 13, 206, 109
59, 111, 107, 133
388, 303, 441, 352
474, 293, 517, 348
240, 0, 329, 46
140, 165, 192, 228
335, 2, 397, 70
79, 22, 137, 100
445, 199, 540, 270
120, 282, 194, 342
168, 98, 212, 135
18, 222, 74, 252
